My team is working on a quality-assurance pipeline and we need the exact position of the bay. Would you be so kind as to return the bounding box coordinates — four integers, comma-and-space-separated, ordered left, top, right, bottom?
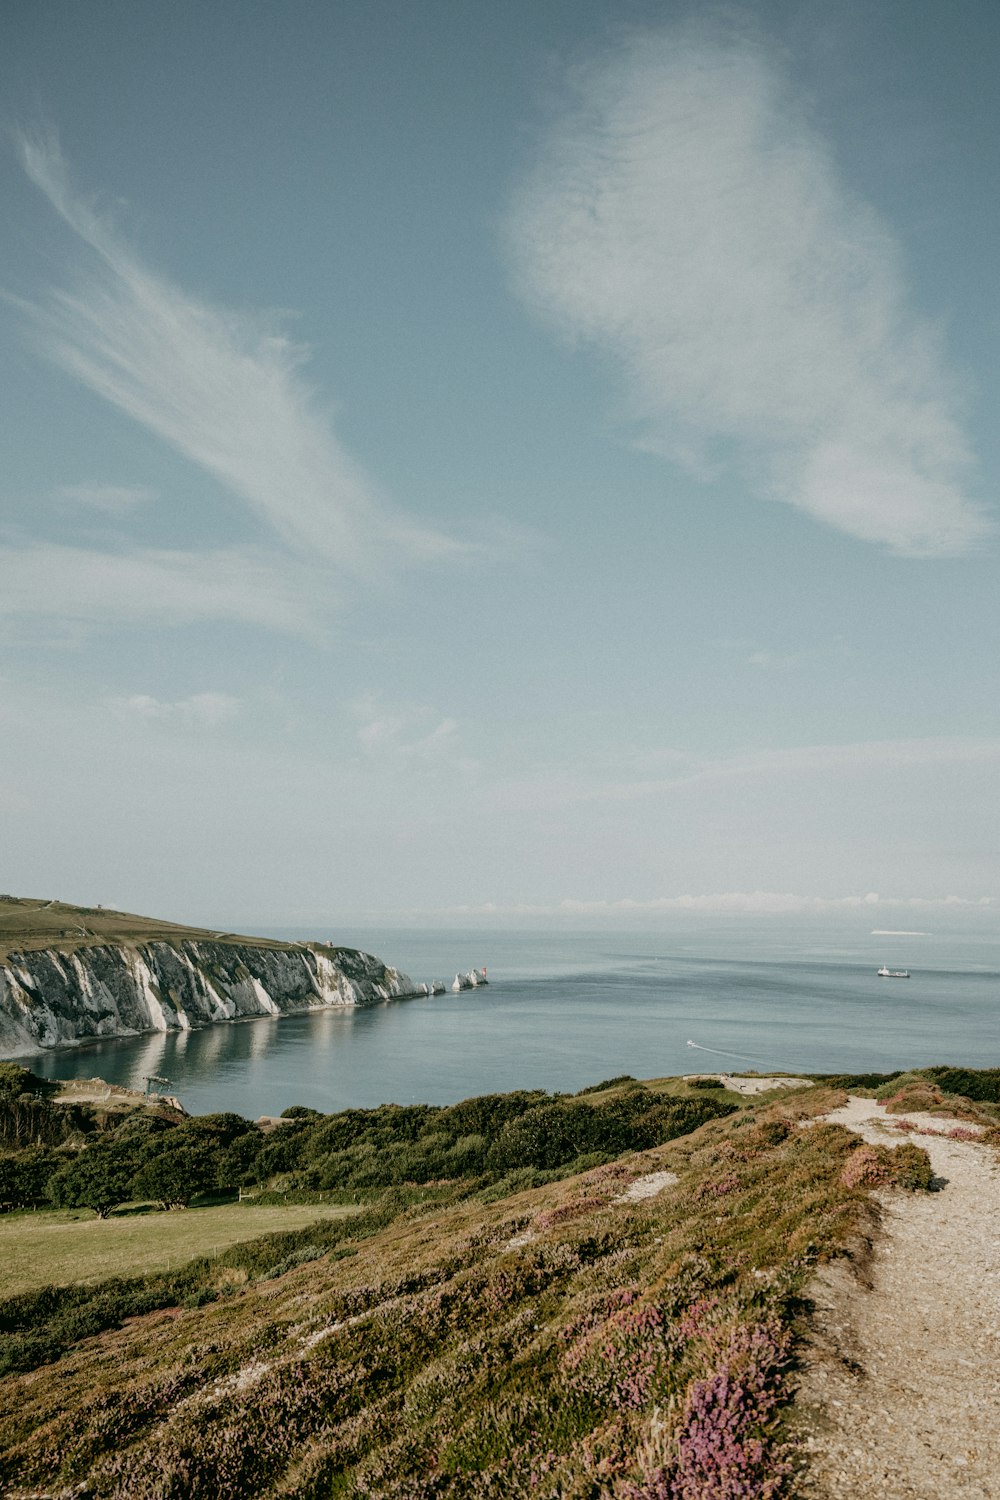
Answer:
24, 922, 1000, 1119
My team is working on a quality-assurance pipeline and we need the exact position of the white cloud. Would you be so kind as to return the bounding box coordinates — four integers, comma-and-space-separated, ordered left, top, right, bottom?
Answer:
508, 23, 989, 556
434, 891, 993, 919
350, 692, 473, 773
493, 735, 1000, 809
9, 131, 461, 637
746, 649, 801, 671
112, 692, 241, 727
0, 542, 319, 636
55, 483, 155, 512
709, 736, 1000, 785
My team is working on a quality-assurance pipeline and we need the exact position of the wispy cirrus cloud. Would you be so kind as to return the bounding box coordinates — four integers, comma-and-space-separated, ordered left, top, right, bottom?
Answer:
110, 691, 241, 727
8, 130, 460, 637
0, 542, 319, 637
54, 483, 155, 513
508, 22, 989, 556
348, 692, 480, 781
493, 735, 1000, 809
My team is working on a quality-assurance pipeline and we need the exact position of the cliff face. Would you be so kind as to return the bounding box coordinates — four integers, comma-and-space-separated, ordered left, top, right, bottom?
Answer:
0, 941, 415, 1056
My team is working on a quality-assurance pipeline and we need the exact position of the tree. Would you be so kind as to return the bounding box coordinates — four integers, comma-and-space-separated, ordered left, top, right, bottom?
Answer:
50, 1142, 135, 1218
0, 1062, 54, 1098
0, 1148, 61, 1209
131, 1139, 216, 1210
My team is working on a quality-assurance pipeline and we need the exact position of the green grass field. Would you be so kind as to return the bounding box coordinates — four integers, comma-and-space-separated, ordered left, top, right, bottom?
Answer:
0, 1201, 360, 1295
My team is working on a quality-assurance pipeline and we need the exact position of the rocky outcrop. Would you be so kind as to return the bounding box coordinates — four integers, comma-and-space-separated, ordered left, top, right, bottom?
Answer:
452, 968, 488, 992
0, 941, 415, 1056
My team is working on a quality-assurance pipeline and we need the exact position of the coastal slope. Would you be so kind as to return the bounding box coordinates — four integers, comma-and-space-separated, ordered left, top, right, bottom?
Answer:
0, 896, 414, 1056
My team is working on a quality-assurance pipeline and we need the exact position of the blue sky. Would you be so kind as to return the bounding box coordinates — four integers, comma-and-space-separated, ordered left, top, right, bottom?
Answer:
2, 0, 999, 931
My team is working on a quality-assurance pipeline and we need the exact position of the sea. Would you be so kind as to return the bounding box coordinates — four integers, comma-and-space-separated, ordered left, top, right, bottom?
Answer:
23, 919, 1000, 1120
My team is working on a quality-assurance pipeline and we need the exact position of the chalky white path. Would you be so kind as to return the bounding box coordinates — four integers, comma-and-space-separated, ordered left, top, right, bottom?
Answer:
797, 1098, 1000, 1499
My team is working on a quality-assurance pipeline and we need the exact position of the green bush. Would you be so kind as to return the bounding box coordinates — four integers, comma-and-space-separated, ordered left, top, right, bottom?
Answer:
921, 1067, 1000, 1104
839, 1140, 934, 1192
810, 1070, 903, 1090
182, 1286, 219, 1308
575, 1075, 637, 1094
887, 1142, 935, 1191
0, 1147, 64, 1208
0, 1063, 55, 1098
872, 1073, 928, 1100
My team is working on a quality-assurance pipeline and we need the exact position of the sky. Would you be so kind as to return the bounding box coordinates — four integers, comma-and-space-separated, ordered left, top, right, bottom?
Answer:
1, 0, 999, 933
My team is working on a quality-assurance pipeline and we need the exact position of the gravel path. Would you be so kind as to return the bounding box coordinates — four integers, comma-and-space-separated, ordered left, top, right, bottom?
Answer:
796, 1097, 1000, 1499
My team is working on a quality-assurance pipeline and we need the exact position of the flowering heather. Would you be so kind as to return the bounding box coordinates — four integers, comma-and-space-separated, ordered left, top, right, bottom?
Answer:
839, 1145, 894, 1189
621, 1321, 793, 1500
582, 1161, 639, 1186
672, 1327, 793, 1499
695, 1174, 741, 1200
838, 1140, 933, 1192
676, 1295, 722, 1343
884, 1083, 944, 1110
533, 1196, 608, 1232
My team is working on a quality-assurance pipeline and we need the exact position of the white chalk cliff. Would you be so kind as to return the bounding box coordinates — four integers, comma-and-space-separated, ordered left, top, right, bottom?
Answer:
0, 940, 415, 1056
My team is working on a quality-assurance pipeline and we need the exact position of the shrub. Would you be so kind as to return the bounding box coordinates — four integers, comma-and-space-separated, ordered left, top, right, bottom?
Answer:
810, 1070, 902, 1091
0, 1063, 55, 1098
839, 1146, 893, 1190
886, 1143, 934, 1191
839, 1141, 933, 1192
749, 1119, 790, 1148
920, 1067, 1000, 1104
533, 1197, 607, 1233
261, 1244, 326, 1281
182, 1287, 219, 1308
881, 1083, 943, 1115
695, 1174, 741, 1201
576, 1075, 638, 1094
872, 1074, 930, 1102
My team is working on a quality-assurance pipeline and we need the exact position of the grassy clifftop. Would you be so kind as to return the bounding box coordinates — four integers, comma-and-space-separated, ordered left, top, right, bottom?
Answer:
0, 894, 308, 963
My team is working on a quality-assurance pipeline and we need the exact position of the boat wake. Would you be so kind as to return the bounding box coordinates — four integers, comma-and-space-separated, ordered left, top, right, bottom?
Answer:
686, 1039, 771, 1067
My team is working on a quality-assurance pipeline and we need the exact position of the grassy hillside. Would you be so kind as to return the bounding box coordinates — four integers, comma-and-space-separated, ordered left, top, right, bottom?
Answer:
0, 1201, 360, 1297
0, 893, 306, 963
0, 1064, 980, 1498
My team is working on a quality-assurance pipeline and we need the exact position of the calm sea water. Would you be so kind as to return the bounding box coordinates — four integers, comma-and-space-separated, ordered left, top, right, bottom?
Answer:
24, 922, 1000, 1119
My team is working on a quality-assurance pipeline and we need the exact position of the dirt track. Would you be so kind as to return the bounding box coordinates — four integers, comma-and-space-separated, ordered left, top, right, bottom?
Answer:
796, 1097, 1000, 1499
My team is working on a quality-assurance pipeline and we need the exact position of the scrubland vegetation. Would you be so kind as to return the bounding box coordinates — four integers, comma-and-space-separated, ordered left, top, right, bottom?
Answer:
0, 1063, 996, 1496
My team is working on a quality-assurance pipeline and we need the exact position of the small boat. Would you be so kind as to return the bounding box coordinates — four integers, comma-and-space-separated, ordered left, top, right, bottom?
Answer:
877, 966, 910, 978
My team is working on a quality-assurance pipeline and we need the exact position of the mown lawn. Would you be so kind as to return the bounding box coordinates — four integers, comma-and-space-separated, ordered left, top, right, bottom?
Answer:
0, 1201, 360, 1294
